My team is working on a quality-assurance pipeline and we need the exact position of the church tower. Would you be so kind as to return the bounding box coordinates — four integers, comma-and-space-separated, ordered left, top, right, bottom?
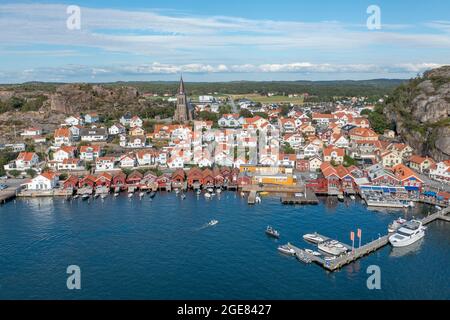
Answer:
174, 76, 193, 123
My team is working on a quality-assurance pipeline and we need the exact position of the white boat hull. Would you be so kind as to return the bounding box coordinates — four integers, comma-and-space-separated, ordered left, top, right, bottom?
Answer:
389, 231, 425, 247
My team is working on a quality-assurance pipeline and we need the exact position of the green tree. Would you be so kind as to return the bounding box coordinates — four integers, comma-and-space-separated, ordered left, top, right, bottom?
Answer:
25, 169, 37, 178
283, 143, 296, 155
343, 155, 357, 167
239, 108, 253, 118
9, 170, 21, 178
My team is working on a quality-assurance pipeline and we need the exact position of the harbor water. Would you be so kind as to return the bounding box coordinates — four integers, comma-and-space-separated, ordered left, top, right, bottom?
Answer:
0, 192, 449, 299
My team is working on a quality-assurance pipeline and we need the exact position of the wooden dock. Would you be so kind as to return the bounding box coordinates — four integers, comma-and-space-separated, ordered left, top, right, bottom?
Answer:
248, 191, 257, 205
0, 189, 18, 204
281, 188, 319, 205
288, 207, 450, 272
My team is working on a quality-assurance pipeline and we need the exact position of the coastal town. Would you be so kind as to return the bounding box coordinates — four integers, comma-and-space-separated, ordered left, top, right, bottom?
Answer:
1, 77, 449, 209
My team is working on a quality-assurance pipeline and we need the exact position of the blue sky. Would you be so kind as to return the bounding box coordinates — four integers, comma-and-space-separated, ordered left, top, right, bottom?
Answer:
0, 0, 449, 83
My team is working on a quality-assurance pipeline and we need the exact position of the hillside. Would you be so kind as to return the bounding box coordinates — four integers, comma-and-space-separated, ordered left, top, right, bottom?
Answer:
384, 66, 450, 161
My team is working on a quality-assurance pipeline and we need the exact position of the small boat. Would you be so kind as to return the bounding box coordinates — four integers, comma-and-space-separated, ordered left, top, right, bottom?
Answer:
207, 187, 214, 193
81, 194, 90, 201
278, 244, 295, 256
204, 192, 211, 199
114, 193, 119, 197
175, 189, 180, 195
318, 241, 348, 256
338, 194, 344, 202
73, 195, 79, 199
196, 190, 201, 195
94, 193, 100, 199
149, 191, 156, 199
139, 192, 145, 198
255, 196, 262, 203
260, 192, 269, 196
436, 205, 443, 211
305, 249, 321, 256
216, 188, 222, 194
388, 217, 408, 233
128, 193, 134, 198
350, 195, 356, 200
265, 226, 280, 239
241, 192, 245, 198
208, 220, 219, 226
101, 194, 107, 199
389, 220, 426, 248
409, 201, 415, 208
303, 233, 324, 244
181, 194, 186, 200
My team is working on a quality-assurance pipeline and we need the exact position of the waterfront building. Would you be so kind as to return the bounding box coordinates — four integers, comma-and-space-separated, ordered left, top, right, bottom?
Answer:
25, 172, 58, 190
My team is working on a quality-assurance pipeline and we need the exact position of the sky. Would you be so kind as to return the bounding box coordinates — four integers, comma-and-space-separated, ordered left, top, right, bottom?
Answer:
0, 0, 449, 83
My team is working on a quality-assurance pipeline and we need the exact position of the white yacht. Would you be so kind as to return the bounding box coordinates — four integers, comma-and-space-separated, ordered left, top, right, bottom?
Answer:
318, 240, 348, 256
204, 192, 211, 199
389, 220, 426, 247
388, 217, 407, 233
208, 220, 219, 226
303, 233, 325, 244
278, 244, 295, 256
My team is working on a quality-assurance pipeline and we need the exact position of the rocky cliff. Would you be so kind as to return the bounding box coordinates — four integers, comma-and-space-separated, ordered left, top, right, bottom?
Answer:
384, 66, 450, 161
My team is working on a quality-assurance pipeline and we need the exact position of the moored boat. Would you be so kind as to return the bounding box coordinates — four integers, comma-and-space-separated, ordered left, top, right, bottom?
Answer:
277, 243, 295, 256
318, 240, 348, 256
303, 233, 325, 244
388, 217, 408, 233
389, 220, 426, 248
208, 219, 219, 226
81, 194, 90, 201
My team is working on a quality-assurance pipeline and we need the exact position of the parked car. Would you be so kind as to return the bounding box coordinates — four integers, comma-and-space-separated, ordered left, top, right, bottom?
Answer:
0, 184, 8, 190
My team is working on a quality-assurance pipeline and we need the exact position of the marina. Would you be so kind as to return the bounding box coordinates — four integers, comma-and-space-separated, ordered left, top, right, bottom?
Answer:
0, 192, 449, 299
287, 207, 450, 272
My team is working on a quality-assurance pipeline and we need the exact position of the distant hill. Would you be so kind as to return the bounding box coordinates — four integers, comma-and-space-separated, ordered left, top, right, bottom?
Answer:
384, 66, 450, 161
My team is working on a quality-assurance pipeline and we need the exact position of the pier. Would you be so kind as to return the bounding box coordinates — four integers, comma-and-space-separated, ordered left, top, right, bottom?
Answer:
248, 191, 257, 205
0, 188, 18, 204
287, 207, 450, 272
281, 188, 319, 205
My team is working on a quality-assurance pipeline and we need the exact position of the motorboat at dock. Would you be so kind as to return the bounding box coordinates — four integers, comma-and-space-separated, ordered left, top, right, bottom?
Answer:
265, 226, 280, 239
303, 233, 325, 244
389, 220, 426, 248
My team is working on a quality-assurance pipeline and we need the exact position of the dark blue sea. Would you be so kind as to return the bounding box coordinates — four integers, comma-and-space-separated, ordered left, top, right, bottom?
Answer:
0, 192, 449, 299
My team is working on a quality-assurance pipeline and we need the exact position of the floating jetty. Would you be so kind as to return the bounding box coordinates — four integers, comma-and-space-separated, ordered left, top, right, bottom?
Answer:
288, 207, 450, 272
281, 188, 319, 205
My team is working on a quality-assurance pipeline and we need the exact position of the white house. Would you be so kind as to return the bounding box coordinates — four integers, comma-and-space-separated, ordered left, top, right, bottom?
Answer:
95, 157, 116, 171
8, 152, 40, 171
65, 116, 84, 126
54, 128, 73, 147
430, 160, 450, 182
58, 159, 83, 171
53, 147, 76, 162
119, 154, 137, 168
130, 116, 143, 128
26, 172, 58, 190
21, 127, 42, 137
80, 127, 108, 142
120, 113, 133, 126
136, 150, 156, 166
79, 145, 101, 161
84, 113, 99, 124
167, 156, 185, 169
108, 123, 126, 135
218, 114, 244, 128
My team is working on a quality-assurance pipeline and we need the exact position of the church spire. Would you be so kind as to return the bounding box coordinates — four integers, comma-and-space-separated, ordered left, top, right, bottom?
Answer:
178, 75, 185, 94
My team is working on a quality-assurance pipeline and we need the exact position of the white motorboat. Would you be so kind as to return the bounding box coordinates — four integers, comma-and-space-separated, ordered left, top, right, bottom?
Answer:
101, 194, 108, 199
255, 196, 262, 203
204, 192, 211, 199
277, 244, 295, 256
139, 192, 145, 198
216, 188, 222, 194
114, 192, 119, 197
318, 240, 348, 256
265, 226, 280, 239
208, 220, 219, 226
389, 220, 426, 248
181, 194, 186, 200
388, 217, 408, 233
81, 194, 90, 201
196, 190, 201, 195
338, 194, 344, 202
207, 188, 214, 193
73, 195, 79, 199
305, 249, 321, 256
94, 193, 100, 199
436, 205, 443, 211
350, 195, 356, 200
128, 193, 134, 198
303, 233, 325, 244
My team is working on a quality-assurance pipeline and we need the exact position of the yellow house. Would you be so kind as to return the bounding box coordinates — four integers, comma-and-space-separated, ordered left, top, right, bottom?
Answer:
130, 127, 145, 136
240, 165, 293, 175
